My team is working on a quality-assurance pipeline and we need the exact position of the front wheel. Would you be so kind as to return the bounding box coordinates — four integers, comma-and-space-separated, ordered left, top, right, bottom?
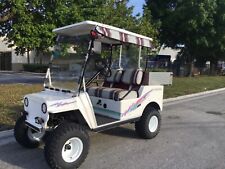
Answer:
44, 122, 89, 169
135, 107, 161, 139
14, 116, 45, 148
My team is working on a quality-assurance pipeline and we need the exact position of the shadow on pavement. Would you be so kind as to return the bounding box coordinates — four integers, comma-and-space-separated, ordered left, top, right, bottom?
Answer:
101, 125, 140, 139
206, 111, 224, 115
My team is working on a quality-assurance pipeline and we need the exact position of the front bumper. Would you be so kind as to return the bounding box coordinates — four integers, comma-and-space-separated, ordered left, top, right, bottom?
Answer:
25, 121, 43, 133
22, 111, 47, 133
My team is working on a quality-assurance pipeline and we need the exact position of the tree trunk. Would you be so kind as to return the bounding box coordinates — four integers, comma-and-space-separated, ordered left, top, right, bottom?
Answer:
210, 60, 217, 75
40, 54, 43, 65
0, 12, 13, 22
27, 49, 30, 64
187, 61, 194, 77
36, 50, 42, 65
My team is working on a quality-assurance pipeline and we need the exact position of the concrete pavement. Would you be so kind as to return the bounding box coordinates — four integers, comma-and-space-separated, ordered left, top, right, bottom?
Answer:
0, 72, 44, 84
1, 90, 225, 169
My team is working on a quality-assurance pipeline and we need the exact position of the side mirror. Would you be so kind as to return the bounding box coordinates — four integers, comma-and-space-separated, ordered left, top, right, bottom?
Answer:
93, 41, 102, 54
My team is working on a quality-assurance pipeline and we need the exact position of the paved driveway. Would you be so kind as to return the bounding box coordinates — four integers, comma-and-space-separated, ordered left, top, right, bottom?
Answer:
1, 91, 225, 169
0, 72, 44, 84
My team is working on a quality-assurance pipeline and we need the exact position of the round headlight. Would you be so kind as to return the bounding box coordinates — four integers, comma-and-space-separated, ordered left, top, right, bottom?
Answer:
41, 103, 47, 114
24, 97, 29, 107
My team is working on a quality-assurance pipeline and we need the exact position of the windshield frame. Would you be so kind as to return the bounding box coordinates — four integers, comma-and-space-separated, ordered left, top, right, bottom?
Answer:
44, 34, 95, 93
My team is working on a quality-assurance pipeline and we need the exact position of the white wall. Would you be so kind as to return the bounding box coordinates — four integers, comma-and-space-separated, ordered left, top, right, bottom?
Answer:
158, 45, 180, 62
0, 37, 11, 52
0, 37, 35, 64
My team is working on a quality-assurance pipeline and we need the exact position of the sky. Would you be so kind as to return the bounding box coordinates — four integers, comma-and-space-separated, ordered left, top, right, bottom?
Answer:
127, 0, 146, 16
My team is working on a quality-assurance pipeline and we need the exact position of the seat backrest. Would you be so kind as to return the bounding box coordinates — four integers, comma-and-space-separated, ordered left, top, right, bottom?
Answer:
121, 69, 136, 85
105, 69, 117, 83
121, 69, 143, 85
103, 69, 123, 87
114, 69, 143, 89
133, 69, 144, 85
103, 69, 143, 89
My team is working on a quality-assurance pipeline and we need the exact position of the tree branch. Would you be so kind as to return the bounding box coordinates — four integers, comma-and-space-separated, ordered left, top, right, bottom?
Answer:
0, 12, 13, 22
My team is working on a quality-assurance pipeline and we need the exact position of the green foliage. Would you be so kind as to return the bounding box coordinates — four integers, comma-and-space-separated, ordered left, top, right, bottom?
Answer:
138, 8, 159, 47
0, 0, 158, 62
0, 0, 12, 35
146, 0, 225, 72
1, 0, 81, 55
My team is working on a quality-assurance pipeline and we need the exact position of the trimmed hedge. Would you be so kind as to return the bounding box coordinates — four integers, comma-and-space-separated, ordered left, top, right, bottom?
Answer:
147, 68, 168, 72
23, 64, 48, 73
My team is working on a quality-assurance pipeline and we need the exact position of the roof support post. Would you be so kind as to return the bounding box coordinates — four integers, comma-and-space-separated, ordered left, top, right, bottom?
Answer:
138, 46, 142, 69
78, 40, 94, 94
44, 68, 52, 87
119, 45, 122, 69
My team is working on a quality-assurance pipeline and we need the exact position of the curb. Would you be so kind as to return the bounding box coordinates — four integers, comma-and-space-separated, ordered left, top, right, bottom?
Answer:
0, 129, 13, 138
164, 87, 225, 103
0, 71, 14, 73
0, 71, 45, 76
1, 87, 225, 138
21, 71, 45, 76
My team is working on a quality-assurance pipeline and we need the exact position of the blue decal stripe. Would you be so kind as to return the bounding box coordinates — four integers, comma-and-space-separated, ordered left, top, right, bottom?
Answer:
93, 107, 121, 119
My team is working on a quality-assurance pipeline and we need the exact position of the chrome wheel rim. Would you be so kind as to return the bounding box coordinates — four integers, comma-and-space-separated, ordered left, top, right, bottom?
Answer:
27, 128, 45, 142
148, 115, 158, 133
61, 137, 83, 163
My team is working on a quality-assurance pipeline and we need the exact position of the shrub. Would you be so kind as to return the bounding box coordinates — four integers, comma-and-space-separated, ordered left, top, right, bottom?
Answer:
23, 64, 48, 73
147, 68, 168, 72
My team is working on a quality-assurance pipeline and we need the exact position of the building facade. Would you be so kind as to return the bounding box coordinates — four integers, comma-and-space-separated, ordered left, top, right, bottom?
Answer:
158, 45, 180, 62
0, 37, 49, 71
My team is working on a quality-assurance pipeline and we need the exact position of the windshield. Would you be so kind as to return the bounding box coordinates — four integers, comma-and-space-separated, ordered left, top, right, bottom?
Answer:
45, 35, 90, 91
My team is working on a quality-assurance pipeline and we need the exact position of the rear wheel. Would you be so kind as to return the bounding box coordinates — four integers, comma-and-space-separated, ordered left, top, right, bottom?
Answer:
14, 116, 44, 148
44, 122, 89, 169
135, 107, 161, 139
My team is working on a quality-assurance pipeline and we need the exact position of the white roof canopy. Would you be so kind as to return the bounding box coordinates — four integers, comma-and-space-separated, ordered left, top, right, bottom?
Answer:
53, 21, 153, 48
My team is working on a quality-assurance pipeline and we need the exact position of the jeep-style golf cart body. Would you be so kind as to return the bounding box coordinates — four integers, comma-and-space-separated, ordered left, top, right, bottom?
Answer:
14, 21, 165, 169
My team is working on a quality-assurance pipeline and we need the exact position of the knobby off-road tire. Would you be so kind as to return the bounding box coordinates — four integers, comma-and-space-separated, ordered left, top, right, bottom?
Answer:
14, 116, 44, 148
44, 122, 89, 169
135, 107, 161, 139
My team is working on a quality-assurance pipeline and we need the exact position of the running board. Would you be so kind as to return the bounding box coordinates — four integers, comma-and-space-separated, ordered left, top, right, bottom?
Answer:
93, 117, 140, 132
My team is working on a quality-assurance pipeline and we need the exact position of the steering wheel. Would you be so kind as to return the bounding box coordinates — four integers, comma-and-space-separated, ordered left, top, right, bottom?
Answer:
95, 58, 112, 77
101, 65, 112, 77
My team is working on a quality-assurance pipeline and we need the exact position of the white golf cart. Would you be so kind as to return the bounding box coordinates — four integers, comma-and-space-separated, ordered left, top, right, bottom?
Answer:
14, 21, 164, 169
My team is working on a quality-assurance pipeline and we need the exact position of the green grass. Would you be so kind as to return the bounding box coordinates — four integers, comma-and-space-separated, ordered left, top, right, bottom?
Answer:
1, 76, 225, 131
0, 84, 42, 131
164, 76, 225, 98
